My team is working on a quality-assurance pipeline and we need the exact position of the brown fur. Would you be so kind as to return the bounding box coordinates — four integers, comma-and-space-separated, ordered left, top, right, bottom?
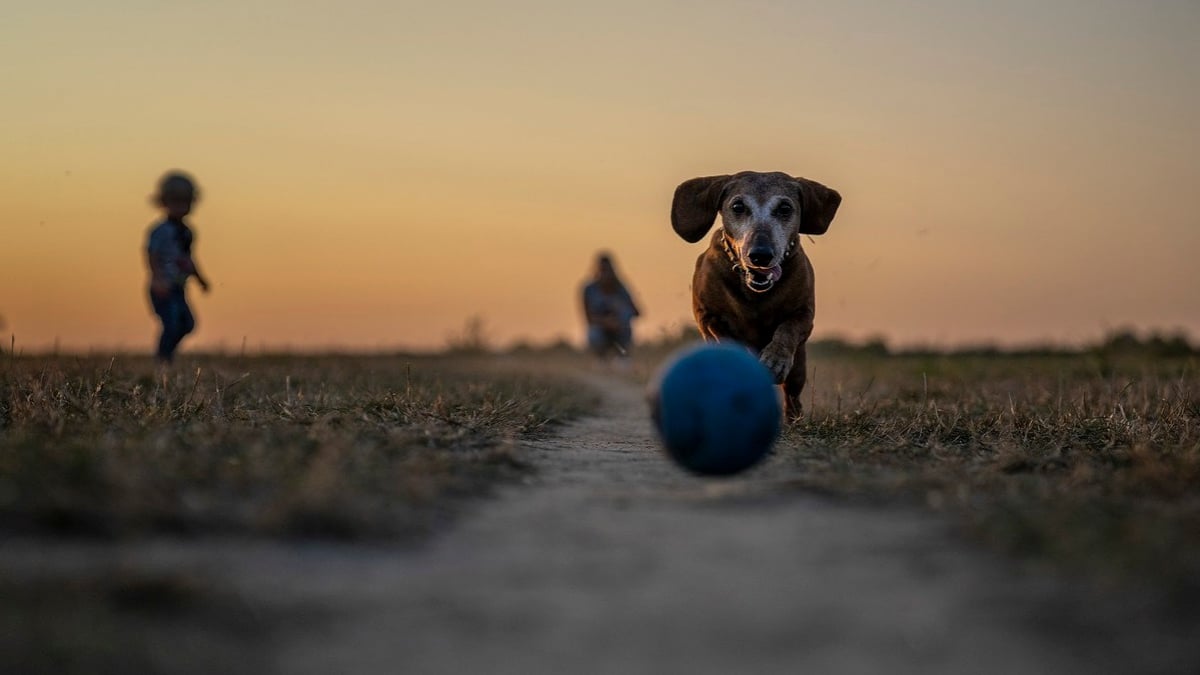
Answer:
671, 171, 841, 420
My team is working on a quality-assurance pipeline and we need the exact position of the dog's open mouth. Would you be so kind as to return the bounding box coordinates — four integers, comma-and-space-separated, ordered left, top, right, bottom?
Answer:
744, 265, 782, 293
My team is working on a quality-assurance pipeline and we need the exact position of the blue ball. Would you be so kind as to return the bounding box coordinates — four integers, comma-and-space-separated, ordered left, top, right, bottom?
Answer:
649, 342, 782, 476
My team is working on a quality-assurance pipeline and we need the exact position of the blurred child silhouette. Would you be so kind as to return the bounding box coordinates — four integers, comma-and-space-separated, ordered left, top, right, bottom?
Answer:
146, 171, 210, 363
581, 252, 640, 368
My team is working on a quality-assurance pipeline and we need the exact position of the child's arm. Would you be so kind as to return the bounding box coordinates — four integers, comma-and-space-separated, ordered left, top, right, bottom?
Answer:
188, 256, 210, 293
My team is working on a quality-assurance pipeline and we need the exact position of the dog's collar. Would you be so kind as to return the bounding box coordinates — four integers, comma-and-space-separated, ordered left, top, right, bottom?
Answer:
720, 231, 798, 273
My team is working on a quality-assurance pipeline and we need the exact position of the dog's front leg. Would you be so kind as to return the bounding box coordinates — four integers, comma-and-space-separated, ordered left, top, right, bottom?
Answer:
697, 320, 725, 342
694, 307, 734, 343
759, 315, 813, 384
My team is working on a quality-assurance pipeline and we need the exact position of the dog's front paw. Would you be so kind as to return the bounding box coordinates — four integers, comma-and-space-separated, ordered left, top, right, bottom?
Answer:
759, 344, 794, 384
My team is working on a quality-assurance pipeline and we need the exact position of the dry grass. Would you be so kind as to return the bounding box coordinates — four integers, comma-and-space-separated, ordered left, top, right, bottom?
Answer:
11, 347, 1199, 672
785, 353, 1200, 588
1, 353, 601, 674
0, 354, 596, 540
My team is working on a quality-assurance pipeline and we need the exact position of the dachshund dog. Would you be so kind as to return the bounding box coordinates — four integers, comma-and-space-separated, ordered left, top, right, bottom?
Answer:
671, 171, 842, 420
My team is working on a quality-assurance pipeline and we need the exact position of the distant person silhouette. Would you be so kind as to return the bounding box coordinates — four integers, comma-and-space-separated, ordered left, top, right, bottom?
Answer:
145, 171, 210, 363
581, 252, 640, 366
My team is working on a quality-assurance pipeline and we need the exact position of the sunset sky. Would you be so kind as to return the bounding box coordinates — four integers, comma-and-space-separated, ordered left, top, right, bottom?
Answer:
3, 1, 1198, 351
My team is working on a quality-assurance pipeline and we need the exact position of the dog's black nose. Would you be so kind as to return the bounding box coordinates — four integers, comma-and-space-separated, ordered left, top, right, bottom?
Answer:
747, 246, 774, 267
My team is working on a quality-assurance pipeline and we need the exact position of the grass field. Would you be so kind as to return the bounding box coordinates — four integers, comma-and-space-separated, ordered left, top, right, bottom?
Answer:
0, 353, 595, 540
2, 347, 1199, 671
781, 351, 1200, 592
2, 352, 602, 673
3, 347, 1197, 587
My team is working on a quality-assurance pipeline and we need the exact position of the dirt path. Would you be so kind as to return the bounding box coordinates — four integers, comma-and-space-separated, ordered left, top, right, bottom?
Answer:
265, 374, 1193, 674
5, 374, 1196, 674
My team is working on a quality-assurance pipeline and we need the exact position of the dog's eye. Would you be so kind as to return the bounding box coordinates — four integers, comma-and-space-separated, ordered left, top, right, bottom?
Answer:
729, 200, 747, 215
774, 203, 794, 218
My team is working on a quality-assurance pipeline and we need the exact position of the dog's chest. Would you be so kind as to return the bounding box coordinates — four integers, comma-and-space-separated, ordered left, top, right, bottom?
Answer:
708, 283, 800, 347
726, 297, 789, 345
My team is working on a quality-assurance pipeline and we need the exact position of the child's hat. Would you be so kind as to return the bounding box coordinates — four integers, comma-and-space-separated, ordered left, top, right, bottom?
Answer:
157, 170, 199, 201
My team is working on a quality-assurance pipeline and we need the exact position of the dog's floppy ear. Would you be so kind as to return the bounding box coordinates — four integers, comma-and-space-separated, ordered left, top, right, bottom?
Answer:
794, 177, 841, 235
671, 175, 731, 243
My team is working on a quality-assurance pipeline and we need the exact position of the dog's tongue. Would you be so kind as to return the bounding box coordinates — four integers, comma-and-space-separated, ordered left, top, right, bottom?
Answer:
751, 265, 782, 283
